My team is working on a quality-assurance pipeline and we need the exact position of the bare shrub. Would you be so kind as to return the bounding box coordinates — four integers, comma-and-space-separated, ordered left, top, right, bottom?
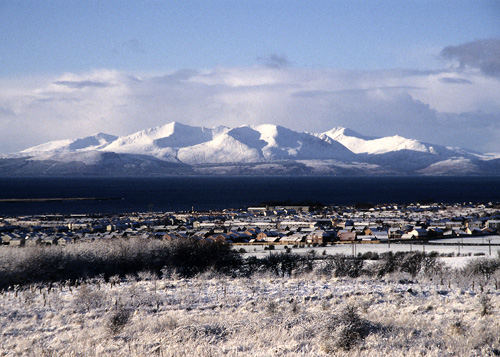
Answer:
360, 251, 379, 260
463, 258, 500, 285
155, 316, 178, 332
266, 300, 278, 315
479, 294, 493, 316
449, 319, 467, 335
0, 238, 243, 289
259, 252, 305, 277
174, 323, 228, 344
368, 251, 443, 279
107, 306, 132, 335
370, 251, 397, 277
398, 252, 425, 277
74, 284, 105, 312
325, 254, 364, 278
322, 305, 373, 351
167, 238, 242, 277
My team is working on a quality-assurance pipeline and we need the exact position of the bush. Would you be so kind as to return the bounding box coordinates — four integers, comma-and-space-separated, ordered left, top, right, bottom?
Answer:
334, 305, 371, 350
463, 258, 500, 284
398, 252, 425, 277
479, 294, 493, 316
371, 251, 397, 277
259, 252, 305, 277
322, 305, 372, 351
360, 251, 379, 260
0, 238, 243, 289
74, 285, 104, 312
321, 254, 364, 278
107, 306, 132, 334
365, 251, 444, 278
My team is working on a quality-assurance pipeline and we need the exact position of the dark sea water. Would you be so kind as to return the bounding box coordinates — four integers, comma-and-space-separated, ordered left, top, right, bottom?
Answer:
0, 176, 499, 215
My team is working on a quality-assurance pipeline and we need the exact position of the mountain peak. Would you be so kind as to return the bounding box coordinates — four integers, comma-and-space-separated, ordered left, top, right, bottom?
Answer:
323, 127, 372, 141
9, 121, 494, 176
21, 132, 117, 154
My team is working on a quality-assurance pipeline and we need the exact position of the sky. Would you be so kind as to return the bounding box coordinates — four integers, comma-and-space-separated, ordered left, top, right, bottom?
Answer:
0, 0, 499, 154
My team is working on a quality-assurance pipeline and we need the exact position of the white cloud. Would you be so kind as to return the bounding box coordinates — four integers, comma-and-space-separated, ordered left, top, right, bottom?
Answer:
0, 66, 499, 154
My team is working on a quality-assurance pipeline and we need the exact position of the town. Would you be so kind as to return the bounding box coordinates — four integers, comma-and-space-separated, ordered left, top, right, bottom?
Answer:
1, 201, 500, 248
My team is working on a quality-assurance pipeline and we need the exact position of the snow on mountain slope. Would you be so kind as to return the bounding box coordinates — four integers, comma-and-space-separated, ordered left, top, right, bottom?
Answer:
102, 122, 227, 162
178, 128, 264, 164
26, 151, 107, 165
177, 125, 355, 164
320, 127, 435, 155
255, 124, 354, 161
21, 133, 118, 155
9, 121, 498, 176
20, 139, 74, 154
417, 158, 480, 175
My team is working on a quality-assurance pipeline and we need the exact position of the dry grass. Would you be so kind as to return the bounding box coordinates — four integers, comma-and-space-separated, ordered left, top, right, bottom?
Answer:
1, 266, 500, 356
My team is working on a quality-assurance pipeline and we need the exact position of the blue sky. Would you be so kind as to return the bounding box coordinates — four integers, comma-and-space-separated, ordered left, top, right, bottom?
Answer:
0, 1, 499, 153
2, 0, 498, 74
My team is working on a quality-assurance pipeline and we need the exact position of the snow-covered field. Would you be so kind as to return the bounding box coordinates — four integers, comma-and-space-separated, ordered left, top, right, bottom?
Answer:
242, 239, 500, 267
1, 265, 500, 355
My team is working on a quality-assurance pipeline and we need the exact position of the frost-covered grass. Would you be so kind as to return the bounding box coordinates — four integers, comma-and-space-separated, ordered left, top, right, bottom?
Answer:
2, 263, 500, 355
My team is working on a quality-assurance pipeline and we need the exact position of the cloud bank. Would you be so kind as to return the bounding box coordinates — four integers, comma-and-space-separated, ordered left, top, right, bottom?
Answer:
441, 38, 500, 77
1, 45, 499, 154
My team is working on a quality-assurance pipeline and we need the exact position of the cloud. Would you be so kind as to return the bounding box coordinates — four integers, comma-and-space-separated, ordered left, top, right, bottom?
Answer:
121, 39, 145, 54
441, 38, 500, 77
0, 66, 499, 154
439, 77, 472, 84
53, 80, 112, 89
257, 54, 290, 68
112, 39, 146, 55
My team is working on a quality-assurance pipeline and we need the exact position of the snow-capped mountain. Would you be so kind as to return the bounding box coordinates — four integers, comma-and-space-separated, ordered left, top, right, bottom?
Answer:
102, 122, 228, 162
319, 127, 474, 158
2, 122, 499, 176
177, 124, 355, 164
20, 132, 118, 155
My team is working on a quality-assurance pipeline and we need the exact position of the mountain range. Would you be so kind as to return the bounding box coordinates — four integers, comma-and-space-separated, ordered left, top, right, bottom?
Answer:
1, 122, 499, 176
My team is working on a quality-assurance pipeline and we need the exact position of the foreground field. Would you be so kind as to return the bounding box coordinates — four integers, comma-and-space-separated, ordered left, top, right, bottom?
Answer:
1, 267, 500, 356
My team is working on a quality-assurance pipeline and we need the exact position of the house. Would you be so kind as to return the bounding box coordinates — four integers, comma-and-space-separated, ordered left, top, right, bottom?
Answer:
25, 236, 43, 246
444, 220, 463, 230
465, 220, 483, 230
408, 228, 428, 238
1, 233, 17, 245
338, 230, 356, 241
465, 227, 482, 236
227, 231, 252, 243
368, 229, 389, 241
306, 230, 335, 244
388, 228, 403, 239
58, 236, 75, 245
481, 227, 496, 235
9, 237, 25, 246
486, 220, 500, 230
443, 229, 459, 237
42, 236, 59, 245
280, 233, 306, 244
306, 230, 326, 244
207, 233, 233, 243
427, 227, 444, 237
256, 231, 283, 243
401, 233, 415, 239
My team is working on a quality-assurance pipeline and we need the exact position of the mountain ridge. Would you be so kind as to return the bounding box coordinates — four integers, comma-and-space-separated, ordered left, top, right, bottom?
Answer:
2, 122, 499, 176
